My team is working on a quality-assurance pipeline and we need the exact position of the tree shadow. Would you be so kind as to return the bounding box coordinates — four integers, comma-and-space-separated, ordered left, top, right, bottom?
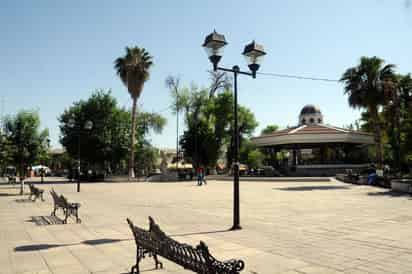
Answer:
14, 244, 67, 252
14, 238, 132, 252
275, 185, 350, 191
0, 192, 23, 197
83, 238, 130, 245
367, 190, 412, 198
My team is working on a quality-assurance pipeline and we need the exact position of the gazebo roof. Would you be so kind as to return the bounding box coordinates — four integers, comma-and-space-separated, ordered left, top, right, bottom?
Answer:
252, 124, 374, 147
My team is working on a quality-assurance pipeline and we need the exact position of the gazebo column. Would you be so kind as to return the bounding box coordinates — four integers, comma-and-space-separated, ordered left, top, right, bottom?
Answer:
273, 147, 279, 167
292, 148, 298, 166
320, 145, 326, 164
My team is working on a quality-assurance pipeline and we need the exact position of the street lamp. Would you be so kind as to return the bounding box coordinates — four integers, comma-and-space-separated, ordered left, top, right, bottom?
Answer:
68, 118, 93, 192
202, 30, 266, 230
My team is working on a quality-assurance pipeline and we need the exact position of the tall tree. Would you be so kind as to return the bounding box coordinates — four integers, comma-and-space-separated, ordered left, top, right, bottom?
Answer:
340, 56, 395, 168
4, 110, 49, 194
59, 90, 165, 175
226, 106, 259, 168
165, 76, 185, 169
208, 70, 231, 98
0, 131, 13, 175
397, 74, 412, 167
114, 47, 153, 179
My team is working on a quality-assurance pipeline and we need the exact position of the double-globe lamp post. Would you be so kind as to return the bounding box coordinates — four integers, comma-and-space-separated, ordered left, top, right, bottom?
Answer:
68, 118, 93, 192
202, 30, 266, 230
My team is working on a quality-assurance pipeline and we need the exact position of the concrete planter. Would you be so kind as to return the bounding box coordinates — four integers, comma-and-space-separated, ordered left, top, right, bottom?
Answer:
391, 179, 412, 194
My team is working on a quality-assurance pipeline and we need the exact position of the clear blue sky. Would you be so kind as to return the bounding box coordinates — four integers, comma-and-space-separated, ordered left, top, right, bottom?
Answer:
1, 0, 412, 149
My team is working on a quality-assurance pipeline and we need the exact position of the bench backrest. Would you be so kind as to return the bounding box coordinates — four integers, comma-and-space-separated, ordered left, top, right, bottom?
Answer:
50, 189, 65, 206
59, 195, 70, 207
127, 217, 244, 274
29, 184, 35, 192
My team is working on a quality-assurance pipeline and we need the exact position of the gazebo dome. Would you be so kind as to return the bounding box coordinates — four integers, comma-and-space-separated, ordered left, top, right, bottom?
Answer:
299, 105, 323, 125
300, 105, 321, 115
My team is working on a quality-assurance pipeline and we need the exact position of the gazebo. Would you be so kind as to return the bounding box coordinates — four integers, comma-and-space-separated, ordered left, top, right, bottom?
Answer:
251, 105, 375, 176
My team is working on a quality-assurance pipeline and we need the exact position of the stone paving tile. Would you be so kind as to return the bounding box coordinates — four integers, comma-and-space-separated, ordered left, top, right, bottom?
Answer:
1, 178, 412, 273
10, 251, 48, 274
296, 265, 344, 273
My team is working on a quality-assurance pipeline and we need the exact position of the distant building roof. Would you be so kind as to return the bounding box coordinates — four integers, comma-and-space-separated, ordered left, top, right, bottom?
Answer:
252, 124, 374, 147
300, 104, 321, 115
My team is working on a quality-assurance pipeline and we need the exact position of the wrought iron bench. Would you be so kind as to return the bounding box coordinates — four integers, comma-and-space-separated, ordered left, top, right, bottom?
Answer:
28, 183, 44, 201
8, 176, 16, 184
127, 217, 245, 274
50, 189, 81, 224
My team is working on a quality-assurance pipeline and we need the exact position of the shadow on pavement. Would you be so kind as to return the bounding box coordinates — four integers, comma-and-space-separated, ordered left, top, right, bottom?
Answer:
367, 190, 412, 198
15, 244, 66, 252
83, 238, 129, 245
27, 216, 65, 225
0, 192, 23, 197
14, 238, 132, 252
15, 198, 35, 203
275, 185, 350, 191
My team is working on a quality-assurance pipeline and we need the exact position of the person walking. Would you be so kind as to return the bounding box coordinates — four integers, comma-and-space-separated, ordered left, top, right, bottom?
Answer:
197, 166, 207, 186
197, 167, 203, 186
40, 167, 45, 183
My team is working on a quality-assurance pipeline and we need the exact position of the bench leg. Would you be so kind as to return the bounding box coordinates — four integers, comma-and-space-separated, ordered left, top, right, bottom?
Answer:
152, 253, 163, 269
75, 208, 81, 223
51, 206, 57, 216
41, 193, 44, 202
64, 209, 68, 224
131, 256, 140, 274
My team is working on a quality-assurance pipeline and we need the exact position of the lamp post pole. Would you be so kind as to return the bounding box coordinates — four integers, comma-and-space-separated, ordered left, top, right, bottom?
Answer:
176, 90, 179, 178
68, 118, 93, 193
77, 133, 81, 192
233, 66, 240, 229
202, 31, 266, 230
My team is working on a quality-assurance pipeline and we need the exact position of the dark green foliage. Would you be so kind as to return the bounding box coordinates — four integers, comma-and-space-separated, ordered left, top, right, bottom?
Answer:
341, 56, 396, 167
4, 110, 49, 179
180, 120, 220, 168
261, 124, 279, 135
239, 140, 264, 169
59, 90, 165, 174
178, 84, 258, 169
0, 131, 14, 175
226, 105, 259, 168
135, 141, 160, 176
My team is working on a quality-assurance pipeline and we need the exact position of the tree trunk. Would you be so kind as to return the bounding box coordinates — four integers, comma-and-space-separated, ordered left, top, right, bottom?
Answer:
393, 89, 401, 171
370, 105, 383, 168
19, 162, 24, 195
129, 97, 137, 179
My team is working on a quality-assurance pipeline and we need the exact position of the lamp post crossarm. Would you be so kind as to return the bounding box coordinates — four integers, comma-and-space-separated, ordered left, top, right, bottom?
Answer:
217, 66, 253, 77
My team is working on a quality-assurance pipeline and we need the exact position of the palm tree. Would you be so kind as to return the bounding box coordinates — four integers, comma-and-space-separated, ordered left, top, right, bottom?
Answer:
340, 56, 395, 168
115, 47, 153, 179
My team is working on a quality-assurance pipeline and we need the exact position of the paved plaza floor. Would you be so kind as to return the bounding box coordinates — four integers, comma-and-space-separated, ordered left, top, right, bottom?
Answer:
1, 177, 412, 274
